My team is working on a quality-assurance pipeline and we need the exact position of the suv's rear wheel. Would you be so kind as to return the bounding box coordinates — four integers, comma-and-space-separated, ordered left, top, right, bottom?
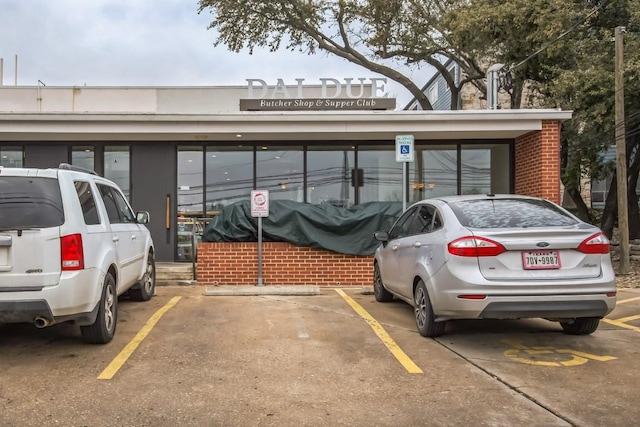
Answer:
129, 252, 156, 302
559, 317, 600, 335
414, 280, 445, 338
81, 272, 117, 344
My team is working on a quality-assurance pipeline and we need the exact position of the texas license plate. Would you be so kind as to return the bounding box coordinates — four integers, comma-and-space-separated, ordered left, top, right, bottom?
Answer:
522, 250, 560, 270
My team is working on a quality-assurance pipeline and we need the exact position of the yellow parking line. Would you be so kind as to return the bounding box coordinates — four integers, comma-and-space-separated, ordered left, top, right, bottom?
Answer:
602, 318, 640, 332
335, 289, 423, 374
98, 296, 182, 380
609, 313, 640, 324
616, 296, 640, 305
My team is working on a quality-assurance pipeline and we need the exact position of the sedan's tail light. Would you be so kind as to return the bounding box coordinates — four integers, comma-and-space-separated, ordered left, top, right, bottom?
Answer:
448, 236, 506, 257
61, 233, 85, 270
577, 232, 610, 254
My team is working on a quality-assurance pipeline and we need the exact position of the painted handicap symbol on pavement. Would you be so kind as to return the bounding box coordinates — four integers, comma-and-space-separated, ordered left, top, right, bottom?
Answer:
502, 339, 616, 367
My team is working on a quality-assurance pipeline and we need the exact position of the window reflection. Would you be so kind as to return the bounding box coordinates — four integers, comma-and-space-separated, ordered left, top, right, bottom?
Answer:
307, 147, 355, 207
104, 146, 130, 199
0, 147, 23, 167
410, 146, 458, 203
178, 147, 203, 217
461, 144, 510, 195
358, 146, 403, 203
72, 146, 94, 172
256, 146, 303, 202
206, 147, 253, 215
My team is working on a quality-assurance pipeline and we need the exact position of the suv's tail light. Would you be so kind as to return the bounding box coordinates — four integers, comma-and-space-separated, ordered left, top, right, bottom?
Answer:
577, 232, 610, 254
61, 234, 85, 270
448, 236, 506, 257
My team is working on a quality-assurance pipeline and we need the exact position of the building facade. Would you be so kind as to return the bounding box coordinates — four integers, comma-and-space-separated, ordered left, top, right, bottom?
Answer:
0, 84, 570, 274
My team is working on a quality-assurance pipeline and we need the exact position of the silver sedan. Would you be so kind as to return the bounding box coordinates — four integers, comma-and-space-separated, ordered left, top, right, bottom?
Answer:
373, 194, 617, 337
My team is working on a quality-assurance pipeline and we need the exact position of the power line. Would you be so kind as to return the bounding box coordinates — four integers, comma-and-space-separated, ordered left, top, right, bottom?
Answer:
509, 1, 609, 72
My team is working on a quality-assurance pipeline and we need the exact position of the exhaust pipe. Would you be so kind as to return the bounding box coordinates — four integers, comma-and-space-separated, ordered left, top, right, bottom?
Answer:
34, 317, 51, 328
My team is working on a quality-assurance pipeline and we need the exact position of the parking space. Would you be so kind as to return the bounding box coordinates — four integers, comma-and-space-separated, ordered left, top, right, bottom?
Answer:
2, 286, 640, 426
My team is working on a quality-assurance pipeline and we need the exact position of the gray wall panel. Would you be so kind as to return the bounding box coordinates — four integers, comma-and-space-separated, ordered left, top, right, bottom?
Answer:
131, 144, 176, 262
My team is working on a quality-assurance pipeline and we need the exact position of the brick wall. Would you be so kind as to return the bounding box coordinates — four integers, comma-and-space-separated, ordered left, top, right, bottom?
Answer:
514, 120, 561, 204
197, 242, 374, 286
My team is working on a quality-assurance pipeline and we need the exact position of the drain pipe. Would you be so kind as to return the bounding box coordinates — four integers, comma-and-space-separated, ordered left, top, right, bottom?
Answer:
0, 57, 3, 86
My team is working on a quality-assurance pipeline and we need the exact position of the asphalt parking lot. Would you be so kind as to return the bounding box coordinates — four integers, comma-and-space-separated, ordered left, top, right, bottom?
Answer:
2, 286, 640, 427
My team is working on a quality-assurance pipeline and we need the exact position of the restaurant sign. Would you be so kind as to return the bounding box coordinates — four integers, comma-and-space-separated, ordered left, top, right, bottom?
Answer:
240, 78, 396, 111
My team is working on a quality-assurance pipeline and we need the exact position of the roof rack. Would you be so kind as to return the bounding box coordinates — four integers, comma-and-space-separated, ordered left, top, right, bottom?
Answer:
58, 163, 98, 175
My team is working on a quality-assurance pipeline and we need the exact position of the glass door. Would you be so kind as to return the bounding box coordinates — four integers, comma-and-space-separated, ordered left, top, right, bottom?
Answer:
177, 146, 204, 262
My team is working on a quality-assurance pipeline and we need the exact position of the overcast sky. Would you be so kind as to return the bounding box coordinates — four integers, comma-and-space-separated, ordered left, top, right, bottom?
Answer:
0, 0, 428, 107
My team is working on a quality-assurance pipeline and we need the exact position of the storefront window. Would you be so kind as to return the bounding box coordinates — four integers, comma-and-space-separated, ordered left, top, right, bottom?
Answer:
410, 146, 458, 203
72, 146, 94, 171
178, 146, 204, 217
104, 146, 130, 199
0, 147, 23, 167
307, 146, 355, 207
205, 147, 253, 215
358, 145, 402, 203
177, 146, 204, 262
461, 144, 510, 195
256, 146, 303, 201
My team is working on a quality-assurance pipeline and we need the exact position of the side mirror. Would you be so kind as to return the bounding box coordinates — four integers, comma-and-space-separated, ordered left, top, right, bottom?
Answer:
136, 211, 150, 224
373, 231, 389, 243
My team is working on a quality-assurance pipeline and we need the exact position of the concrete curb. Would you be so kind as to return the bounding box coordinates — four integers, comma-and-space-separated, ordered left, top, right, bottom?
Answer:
204, 285, 321, 296
157, 280, 198, 286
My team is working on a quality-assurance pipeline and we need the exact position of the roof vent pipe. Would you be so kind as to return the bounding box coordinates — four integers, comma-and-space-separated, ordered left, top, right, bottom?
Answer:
486, 64, 504, 110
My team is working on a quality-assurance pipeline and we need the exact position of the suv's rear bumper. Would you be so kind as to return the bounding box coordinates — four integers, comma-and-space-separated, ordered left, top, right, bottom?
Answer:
0, 268, 103, 326
0, 299, 99, 326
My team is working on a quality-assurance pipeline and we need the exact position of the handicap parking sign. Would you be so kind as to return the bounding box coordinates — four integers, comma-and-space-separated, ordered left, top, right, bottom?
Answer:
395, 135, 414, 162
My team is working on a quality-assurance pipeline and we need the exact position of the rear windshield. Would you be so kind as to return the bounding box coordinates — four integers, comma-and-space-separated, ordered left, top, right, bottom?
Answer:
448, 198, 578, 229
0, 176, 64, 229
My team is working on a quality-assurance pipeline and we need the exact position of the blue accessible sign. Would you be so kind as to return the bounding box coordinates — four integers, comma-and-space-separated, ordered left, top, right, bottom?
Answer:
395, 135, 414, 162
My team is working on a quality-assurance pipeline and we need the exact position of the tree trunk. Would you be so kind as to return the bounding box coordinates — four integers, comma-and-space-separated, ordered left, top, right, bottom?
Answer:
601, 176, 617, 240
626, 133, 640, 238
601, 134, 640, 239
559, 124, 590, 221
449, 86, 461, 110
566, 187, 591, 222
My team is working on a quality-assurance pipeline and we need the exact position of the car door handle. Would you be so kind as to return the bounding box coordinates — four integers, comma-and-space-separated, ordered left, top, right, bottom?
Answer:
413, 242, 422, 248
112, 236, 120, 242
391, 245, 399, 251
131, 234, 137, 240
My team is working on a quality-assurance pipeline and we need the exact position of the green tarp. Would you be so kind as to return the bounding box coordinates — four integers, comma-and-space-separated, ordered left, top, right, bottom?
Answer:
201, 200, 403, 256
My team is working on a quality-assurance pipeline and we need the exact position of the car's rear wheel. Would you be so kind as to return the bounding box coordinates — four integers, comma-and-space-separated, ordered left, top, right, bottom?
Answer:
81, 272, 117, 344
414, 280, 445, 338
373, 263, 393, 302
559, 317, 600, 335
129, 252, 156, 302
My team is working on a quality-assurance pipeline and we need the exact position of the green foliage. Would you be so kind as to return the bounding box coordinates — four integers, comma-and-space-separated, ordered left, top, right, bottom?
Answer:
199, 0, 640, 223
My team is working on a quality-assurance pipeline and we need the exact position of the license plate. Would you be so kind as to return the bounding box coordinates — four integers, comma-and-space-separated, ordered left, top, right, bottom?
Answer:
522, 250, 560, 270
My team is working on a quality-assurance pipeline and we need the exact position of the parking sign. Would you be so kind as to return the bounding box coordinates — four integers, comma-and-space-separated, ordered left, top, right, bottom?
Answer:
251, 190, 270, 217
395, 135, 414, 162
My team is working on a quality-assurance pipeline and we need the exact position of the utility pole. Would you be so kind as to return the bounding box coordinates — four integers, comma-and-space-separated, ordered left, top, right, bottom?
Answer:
615, 26, 629, 274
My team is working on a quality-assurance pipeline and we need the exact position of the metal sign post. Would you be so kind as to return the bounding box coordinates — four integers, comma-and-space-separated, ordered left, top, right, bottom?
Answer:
395, 135, 414, 211
250, 190, 270, 286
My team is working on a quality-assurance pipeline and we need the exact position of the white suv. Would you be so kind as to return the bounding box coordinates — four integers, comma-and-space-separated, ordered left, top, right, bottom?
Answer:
0, 163, 155, 344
